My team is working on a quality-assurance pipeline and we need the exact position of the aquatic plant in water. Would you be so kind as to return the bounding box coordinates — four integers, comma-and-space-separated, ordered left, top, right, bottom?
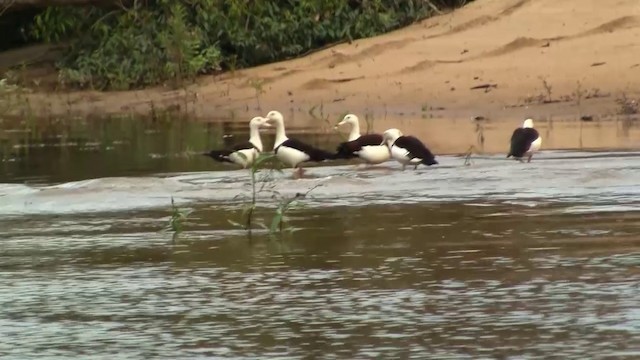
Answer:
227, 152, 319, 238
270, 184, 321, 235
167, 196, 192, 241
227, 153, 277, 233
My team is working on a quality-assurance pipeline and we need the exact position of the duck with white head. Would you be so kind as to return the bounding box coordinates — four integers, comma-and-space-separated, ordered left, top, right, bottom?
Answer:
333, 114, 390, 167
265, 110, 335, 179
203, 116, 271, 168
381, 128, 438, 170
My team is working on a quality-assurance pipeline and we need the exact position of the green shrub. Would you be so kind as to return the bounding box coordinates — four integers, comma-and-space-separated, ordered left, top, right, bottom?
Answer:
30, 0, 472, 90
32, 2, 221, 90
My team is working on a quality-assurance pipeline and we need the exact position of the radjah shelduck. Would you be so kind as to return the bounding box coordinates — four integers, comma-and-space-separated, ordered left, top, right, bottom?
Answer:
265, 110, 335, 178
507, 118, 542, 163
333, 114, 390, 166
203, 116, 271, 168
381, 128, 438, 170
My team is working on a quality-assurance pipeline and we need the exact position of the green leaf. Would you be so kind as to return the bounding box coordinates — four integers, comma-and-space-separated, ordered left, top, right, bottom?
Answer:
236, 152, 248, 161
269, 212, 283, 234
252, 153, 277, 169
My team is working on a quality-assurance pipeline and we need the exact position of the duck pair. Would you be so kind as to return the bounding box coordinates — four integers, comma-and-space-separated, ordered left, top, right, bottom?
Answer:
204, 112, 330, 177
333, 114, 437, 170
205, 111, 439, 177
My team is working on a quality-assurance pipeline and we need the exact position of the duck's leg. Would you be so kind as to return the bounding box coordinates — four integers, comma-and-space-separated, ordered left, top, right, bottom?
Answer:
527, 154, 533, 163
413, 164, 419, 170
401, 164, 407, 171
293, 166, 305, 179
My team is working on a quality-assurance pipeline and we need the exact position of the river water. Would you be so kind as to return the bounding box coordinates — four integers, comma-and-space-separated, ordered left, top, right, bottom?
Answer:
1, 115, 639, 359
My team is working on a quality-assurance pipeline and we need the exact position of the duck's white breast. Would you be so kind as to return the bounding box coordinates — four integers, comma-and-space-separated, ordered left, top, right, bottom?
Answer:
390, 145, 420, 164
229, 148, 258, 168
358, 145, 390, 164
276, 145, 311, 167
528, 136, 542, 153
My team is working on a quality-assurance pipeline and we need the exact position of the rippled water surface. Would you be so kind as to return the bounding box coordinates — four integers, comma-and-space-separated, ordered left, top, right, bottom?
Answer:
1, 116, 639, 359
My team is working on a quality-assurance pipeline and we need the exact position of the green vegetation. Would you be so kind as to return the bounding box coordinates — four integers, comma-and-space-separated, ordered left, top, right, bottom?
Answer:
269, 184, 319, 235
167, 196, 193, 241
19, 0, 472, 90
227, 153, 281, 236
226, 152, 320, 239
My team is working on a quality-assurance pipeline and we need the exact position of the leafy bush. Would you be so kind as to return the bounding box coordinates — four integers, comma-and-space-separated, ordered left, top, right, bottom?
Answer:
30, 0, 472, 90
32, 2, 221, 90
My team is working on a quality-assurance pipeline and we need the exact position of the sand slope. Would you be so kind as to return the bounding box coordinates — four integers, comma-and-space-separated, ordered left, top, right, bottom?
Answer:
15, 0, 638, 116
204, 0, 640, 114
12, 0, 640, 153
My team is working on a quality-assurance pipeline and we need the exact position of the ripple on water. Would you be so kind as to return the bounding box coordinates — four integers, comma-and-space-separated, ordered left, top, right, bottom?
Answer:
1, 244, 638, 359
1, 151, 640, 215
1, 152, 640, 359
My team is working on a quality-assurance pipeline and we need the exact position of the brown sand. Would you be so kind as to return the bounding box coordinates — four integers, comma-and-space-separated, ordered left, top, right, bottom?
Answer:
5, 0, 640, 154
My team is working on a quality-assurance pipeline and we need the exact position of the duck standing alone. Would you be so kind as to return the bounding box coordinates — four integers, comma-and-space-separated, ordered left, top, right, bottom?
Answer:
507, 118, 542, 163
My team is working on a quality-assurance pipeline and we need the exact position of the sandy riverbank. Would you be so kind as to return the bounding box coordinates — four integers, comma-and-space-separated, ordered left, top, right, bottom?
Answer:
3, 0, 640, 154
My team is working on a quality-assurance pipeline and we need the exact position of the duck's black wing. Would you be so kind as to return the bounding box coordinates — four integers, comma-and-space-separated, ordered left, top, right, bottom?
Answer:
394, 135, 438, 166
508, 128, 539, 158
277, 138, 335, 162
335, 134, 384, 159
204, 141, 258, 163
230, 141, 259, 152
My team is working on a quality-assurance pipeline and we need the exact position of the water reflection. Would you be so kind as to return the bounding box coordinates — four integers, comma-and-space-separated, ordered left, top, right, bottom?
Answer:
0, 114, 338, 184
